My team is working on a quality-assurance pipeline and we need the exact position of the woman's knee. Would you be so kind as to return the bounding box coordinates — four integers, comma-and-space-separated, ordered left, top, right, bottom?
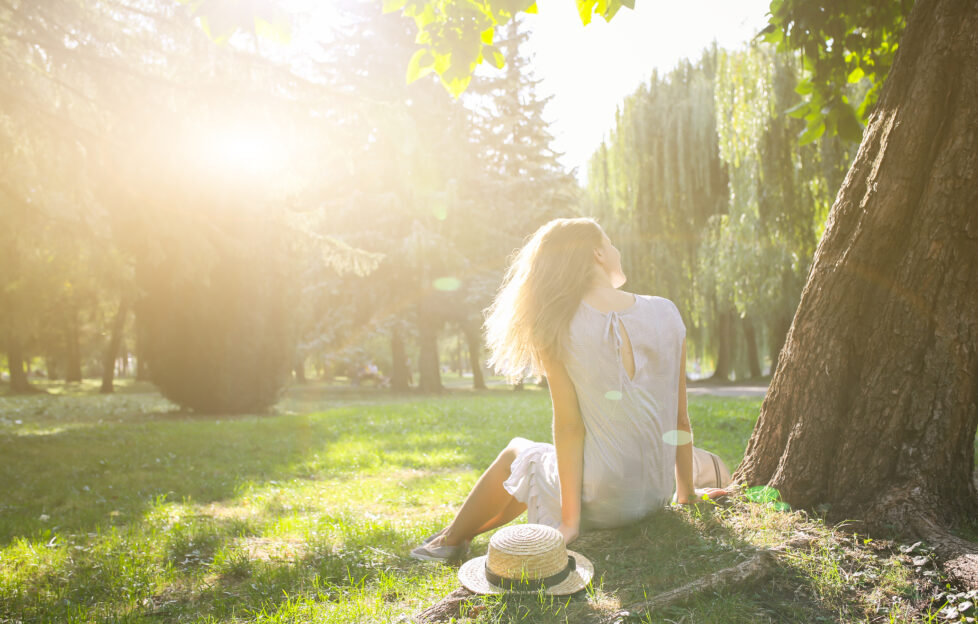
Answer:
497, 437, 531, 465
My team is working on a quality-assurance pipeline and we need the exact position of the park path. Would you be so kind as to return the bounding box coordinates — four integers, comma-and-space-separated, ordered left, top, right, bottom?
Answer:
686, 384, 769, 398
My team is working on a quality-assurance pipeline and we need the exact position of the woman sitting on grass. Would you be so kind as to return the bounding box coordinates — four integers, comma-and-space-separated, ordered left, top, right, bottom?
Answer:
411, 217, 729, 562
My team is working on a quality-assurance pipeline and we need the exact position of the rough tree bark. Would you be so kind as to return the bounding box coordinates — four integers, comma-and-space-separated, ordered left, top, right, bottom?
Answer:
733, 0, 978, 588
767, 312, 791, 376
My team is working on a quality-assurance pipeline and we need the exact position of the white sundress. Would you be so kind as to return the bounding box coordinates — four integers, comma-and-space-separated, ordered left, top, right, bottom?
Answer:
502, 294, 688, 530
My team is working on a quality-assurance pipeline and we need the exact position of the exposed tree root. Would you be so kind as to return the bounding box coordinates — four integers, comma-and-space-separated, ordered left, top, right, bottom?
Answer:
412, 587, 476, 623
590, 533, 816, 624
861, 484, 978, 590
907, 513, 978, 590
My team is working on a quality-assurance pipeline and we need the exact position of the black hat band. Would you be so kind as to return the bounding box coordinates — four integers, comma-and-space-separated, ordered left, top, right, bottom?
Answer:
484, 555, 577, 591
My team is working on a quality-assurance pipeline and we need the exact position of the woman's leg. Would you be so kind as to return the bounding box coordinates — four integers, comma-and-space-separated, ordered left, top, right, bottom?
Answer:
436, 437, 531, 546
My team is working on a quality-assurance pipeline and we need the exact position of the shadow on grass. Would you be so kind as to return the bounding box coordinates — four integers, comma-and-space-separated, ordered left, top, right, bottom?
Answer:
0, 386, 790, 623
9, 496, 849, 623
0, 389, 555, 547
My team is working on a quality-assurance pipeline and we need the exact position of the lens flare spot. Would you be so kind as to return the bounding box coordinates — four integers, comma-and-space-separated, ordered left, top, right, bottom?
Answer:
433, 277, 461, 291
604, 390, 622, 401
662, 430, 693, 446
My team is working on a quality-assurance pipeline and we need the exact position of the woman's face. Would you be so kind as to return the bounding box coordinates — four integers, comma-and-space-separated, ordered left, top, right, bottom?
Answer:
596, 232, 627, 288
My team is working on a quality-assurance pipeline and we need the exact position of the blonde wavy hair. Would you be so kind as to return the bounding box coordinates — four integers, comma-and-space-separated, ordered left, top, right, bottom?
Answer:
484, 217, 605, 381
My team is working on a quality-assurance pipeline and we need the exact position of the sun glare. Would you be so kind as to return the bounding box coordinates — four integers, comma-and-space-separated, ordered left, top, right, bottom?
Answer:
199, 124, 290, 179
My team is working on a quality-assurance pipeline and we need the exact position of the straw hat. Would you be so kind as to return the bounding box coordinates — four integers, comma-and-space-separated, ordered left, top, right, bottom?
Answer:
458, 524, 594, 595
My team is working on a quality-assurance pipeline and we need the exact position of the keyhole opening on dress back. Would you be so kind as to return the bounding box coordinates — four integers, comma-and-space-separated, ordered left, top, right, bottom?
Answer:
618, 318, 636, 381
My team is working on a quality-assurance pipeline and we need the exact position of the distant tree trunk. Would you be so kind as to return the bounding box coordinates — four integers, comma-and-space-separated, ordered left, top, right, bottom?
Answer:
390, 325, 410, 391
417, 314, 442, 393
742, 316, 761, 379
100, 296, 130, 394
119, 345, 129, 377
455, 330, 463, 375
293, 354, 307, 383
709, 309, 734, 381
734, 0, 978, 588
135, 309, 149, 381
460, 320, 486, 390
65, 307, 82, 382
45, 356, 59, 380
6, 332, 32, 393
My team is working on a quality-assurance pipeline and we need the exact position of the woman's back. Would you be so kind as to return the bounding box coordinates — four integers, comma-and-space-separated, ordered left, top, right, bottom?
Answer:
561, 293, 686, 528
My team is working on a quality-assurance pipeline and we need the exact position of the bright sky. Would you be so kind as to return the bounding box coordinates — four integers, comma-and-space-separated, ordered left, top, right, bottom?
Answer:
520, 0, 773, 180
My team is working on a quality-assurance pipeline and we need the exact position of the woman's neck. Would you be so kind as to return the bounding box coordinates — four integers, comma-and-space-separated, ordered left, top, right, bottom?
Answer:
582, 284, 634, 313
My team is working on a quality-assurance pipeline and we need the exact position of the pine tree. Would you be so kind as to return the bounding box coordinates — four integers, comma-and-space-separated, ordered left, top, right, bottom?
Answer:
466, 17, 577, 237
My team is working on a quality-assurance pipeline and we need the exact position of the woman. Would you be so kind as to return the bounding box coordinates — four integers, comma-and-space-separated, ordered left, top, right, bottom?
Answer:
411, 217, 729, 562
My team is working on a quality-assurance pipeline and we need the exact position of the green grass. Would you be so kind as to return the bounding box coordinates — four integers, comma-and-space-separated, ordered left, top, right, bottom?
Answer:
0, 382, 969, 623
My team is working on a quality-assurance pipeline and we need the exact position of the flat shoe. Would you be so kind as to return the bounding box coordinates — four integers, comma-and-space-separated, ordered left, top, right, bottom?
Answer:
410, 536, 469, 563
422, 528, 447, 545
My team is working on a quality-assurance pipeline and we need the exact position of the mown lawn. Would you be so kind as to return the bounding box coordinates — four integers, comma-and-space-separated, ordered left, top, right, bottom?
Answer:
0, 381, 972, 623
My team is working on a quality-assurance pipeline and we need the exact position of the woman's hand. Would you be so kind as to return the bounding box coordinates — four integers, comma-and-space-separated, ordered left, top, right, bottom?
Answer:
676, 487, 729, 505
556, 522, 579, 546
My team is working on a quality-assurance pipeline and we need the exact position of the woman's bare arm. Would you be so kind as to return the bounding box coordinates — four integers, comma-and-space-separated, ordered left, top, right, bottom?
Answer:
674, 337, 697, 503
541, 353, 586, 545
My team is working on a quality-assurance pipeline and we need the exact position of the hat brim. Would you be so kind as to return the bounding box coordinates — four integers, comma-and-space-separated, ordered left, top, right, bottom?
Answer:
457, 550, 594, 596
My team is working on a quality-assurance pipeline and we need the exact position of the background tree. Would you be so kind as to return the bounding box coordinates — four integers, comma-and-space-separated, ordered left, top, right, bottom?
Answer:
586, 47, 730, 378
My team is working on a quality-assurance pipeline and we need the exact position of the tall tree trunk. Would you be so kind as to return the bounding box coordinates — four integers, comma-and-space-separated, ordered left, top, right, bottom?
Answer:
390, 324, 410, 391
742, 316, 761, 379
417, 314, 442, 393
709, 309, 734, 381
6, 332, 32, 393
65, 307, 82, 383
461, 320, 486, 390
734, 0, 978, 588
100, 296, 130, 394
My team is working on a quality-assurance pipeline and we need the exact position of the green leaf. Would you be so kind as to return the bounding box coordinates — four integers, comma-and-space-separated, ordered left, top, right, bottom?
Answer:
794, 78, 813, 95
798, 120, 825, 146
485, 44, 505, 69
745, 485, 781, 504
443, 74, 472, 98
254, 17, 290, 45
382, 0, 408, 13
836, 104, 864, 142
847, 66, 865, 83
415, 4, 436, 28
524, 2, 538, 12
406, 48, 434, 83
480, 27, 494, 45
771, 501, 792, 512
785, 101, 809, 118
576, 0, 596, 25
604, 0, 623, 20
